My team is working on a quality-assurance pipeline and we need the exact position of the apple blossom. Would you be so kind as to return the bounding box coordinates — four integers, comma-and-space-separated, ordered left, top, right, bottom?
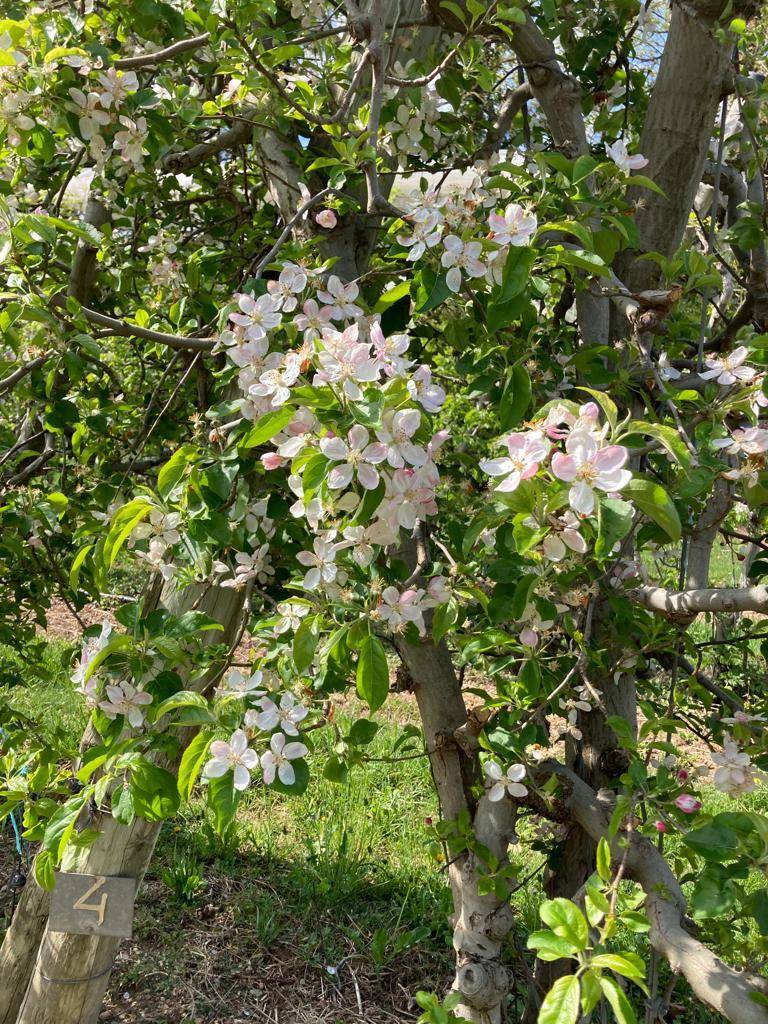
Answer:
712, 736, 761, 796
253, 692, 308, 736
486, 762, 528, 801
397, 207, 443, 260
294, 298, 334, 342
316, 275, 363, 320
551, 434, 631, 515
376, 409, 426, 468
542, 511, 588, 561
488, 203, 537, 246
267, 266, 307, 311
204, 729, 259, 791
296, 536, 340, 590
674, 794, 702, 813
274, 601, 311, 634
320, 424, 388, 490
99, 682, 153, 729
377, 586, 426, 635
230, 292, 282, 341
218, 669, 265, 698
441, 235, 486, 293
261, 732, 308, 786
480, 430, 550, 493
606, 139, 649, 172
408, 365, 446, 412
701, 346, 756, 387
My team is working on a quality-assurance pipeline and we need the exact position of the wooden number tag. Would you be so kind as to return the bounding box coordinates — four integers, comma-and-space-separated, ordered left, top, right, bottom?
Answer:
49, 872, 137, 938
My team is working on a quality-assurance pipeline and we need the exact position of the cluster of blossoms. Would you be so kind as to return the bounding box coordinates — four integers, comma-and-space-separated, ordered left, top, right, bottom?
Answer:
204, 669, 310, 789
397, 193, 538, 295
71, 622, 157, 731
481, 401, 631, 542
711, 731, 764, 797
383, 76, 442, 164
66, 67, 145, 170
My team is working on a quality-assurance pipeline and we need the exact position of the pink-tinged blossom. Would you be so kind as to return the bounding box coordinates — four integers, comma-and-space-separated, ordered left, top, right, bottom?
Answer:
397, 207, 443, 260
606, 139, 649, 173
317, 275, 364, 320
261, 732, 308, 786
378, 586, 426, 635
293, 298, 334, 343
204, 729, 259, 791
425, 575, 451, 607
385, 466, 438, 528
315, 209, 337, 229
481, 430, 550, 493
97, 67, 138, 108
314, 341, 379, 400
486, 761, 528, 801
551, 434, 631, 515
220, 546, 274, 588
654, 820, 666, 833
297, 536, 339, 590
408, 364, 446, 412
230, 293, 282, 341
675, 794, 702, 813
712, 735, 761, 796
71, 621, 112, 690
320, 424, 388, 490
376, 409, 426, 468
249, 352, 302, 407
519, 626, 539, 648
701, 346, 756, 387
262, 452, 285, 470
712, 426, 768, 457
99, 682, 153, 729
370, 321, 411, 377
542, 511, 588, 561
267, 266, 307, 312
113, 116, 148, 168
253, 692, 308, 736
441, 235, 486, 293
488, 203, 537, 247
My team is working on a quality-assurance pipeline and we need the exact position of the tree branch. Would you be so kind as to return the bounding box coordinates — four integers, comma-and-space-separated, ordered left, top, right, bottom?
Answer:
114, 32, 211, 70
631, 584, 768, 619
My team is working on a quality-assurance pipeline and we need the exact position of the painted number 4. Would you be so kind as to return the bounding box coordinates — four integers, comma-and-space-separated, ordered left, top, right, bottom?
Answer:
73, 875, 108, 926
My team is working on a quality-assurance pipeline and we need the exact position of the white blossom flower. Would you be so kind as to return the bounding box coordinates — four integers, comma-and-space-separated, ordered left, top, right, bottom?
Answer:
253, 692, 308, 736
542, 511, 588, 561
297, 536, 339, 590
218, 669, 265, 698
294, 298, 334, 343
220, 546, 274, 588
113, 115, 148, 168
97, 68, 138, 108
370, 321, 411, 377
314, 336, 379, 400
701, 346, 756, 387
204, 729, 259, 791
249, 353, 301, 407
397, 207, 443, 260
267, 265, 307, 312
274, 601, 310, 634
317, 275, 363, 320
261, 732, 308, 785
315, 209, 337, 229
230, 292, 282, 341
320, 424, 389, 490
441, 235, 486, 293
376, 408, 426, 468
99, 682, 153, 728
68, 88, 110, 140
407, 364, 446, 412
486, 761, 528, 801
712, 735, 762, 796
658, 352, 681, 382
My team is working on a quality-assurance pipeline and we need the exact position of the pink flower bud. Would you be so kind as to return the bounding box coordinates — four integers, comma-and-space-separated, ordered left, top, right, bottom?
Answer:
519, 627, 539, 648
315, 209, 337, 229
261, 452, 285, 470
675, 794, 701, 814
424, 816, 433, 826
676, 769, 688, 782
654, 820, 666, 833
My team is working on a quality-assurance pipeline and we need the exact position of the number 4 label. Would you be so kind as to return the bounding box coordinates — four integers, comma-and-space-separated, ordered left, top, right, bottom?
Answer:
73, 875, 108, 926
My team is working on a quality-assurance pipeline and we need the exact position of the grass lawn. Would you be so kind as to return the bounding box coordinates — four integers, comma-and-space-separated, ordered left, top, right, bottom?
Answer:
2, 632, 767, 1023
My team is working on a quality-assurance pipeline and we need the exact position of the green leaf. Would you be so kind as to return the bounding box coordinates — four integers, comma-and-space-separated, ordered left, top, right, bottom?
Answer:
415, 271, 452, 313
591, 953, 645, 983
537, 974, 580, 1024
152, 690, 208, 722
178, 731, 213, 801
622, 420, 691, 469
348, 718, 379, 745
111, 783, 135, 825
103, 498, 153, 568
527, 929, 579, 961
158, 444, 197, 498
432, 596, 459, 643
622, 477, 681, 541
293, 614, 320, 673
356, 634, 389, 713
35, 850, 56, 891
42, 795, 87, 862
539, 898, 589, 950
374, 279, 411, 312
597, 836, 612, 881
499, 363, 532, 430
498, 246, 535, 303
628, 174, 665, 196
207, 772, 241, 834
599, 975, 637, 1024
129, 762, 180, 821
241, 406, 295, 448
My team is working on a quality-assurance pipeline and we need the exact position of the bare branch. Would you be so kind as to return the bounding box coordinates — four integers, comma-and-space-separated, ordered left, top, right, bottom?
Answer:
52, 299, 215, 352
114, 32, 211, 70
631, 584, 768, 620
